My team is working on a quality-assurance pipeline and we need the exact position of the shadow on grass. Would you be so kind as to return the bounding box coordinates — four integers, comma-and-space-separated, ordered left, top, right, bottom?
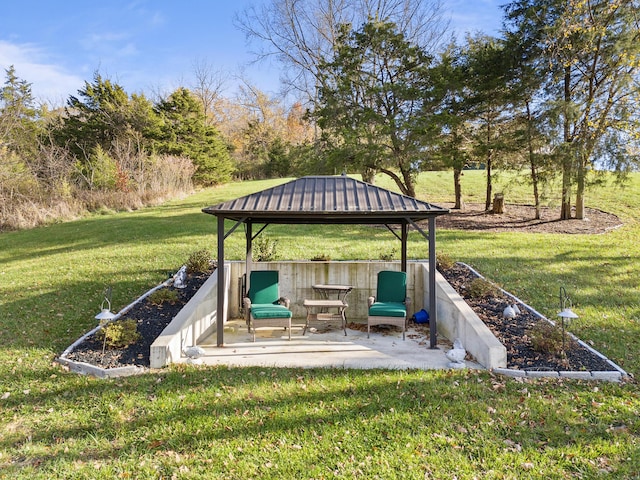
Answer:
2, 366, 639, 475
0, 268, 170, 352
0, 211, 393, 266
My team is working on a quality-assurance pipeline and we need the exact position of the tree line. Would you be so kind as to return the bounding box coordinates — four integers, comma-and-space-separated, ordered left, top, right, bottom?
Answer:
239, 0, 640, 220
0, 67, 316, 230
2, 0, 639, 230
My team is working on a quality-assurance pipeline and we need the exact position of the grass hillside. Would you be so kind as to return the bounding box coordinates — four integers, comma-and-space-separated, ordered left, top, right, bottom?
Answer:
0, 171, 638, 478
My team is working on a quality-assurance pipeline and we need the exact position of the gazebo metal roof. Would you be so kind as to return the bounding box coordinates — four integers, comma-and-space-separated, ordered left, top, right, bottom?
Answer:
202, 175, 449, 349
202, 175, 448, 223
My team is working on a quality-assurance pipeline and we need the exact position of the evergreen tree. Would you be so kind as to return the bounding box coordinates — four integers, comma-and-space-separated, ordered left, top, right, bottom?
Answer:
460, 35, 513, 211
0, 66, 40, 159
52, 72, 159, 160
155, 88, 234, 186
315, 20, 435, 197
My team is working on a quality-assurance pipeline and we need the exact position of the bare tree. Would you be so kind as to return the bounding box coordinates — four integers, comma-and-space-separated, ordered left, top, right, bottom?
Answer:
235, 0, 449, 104
190, 59, 229, 126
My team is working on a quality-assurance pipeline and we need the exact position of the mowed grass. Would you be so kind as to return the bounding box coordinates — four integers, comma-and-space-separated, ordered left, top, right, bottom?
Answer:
1, 171, 639, 479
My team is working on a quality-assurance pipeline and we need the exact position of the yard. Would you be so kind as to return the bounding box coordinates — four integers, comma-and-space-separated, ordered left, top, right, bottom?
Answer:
0, 171, 638, 478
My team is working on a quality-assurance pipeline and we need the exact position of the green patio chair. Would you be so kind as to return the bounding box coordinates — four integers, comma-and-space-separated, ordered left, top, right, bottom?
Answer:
243, 270, 292, 342
367, 270, 410, 340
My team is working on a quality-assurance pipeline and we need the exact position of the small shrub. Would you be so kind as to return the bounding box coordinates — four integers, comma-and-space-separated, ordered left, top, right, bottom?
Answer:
186, 249, 212, 273
528, 321, 566, 356
311, 254, 331, 261
467, 278, 503, 299
379, 248, 397, 261
437, 253, 455, 271
148, 288, 179, 305
254, 235, 278, 262
97, 319, 141, 349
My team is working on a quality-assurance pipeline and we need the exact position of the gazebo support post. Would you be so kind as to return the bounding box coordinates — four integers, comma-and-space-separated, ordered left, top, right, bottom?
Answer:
217, 215, 225, 347
428, 217, 437, 349
401, 220, 408, 272
245, 221, 252, 297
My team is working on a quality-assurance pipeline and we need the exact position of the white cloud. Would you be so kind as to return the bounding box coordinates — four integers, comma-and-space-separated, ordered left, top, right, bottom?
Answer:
444, 0, 503, 38
0, 40, 84, 105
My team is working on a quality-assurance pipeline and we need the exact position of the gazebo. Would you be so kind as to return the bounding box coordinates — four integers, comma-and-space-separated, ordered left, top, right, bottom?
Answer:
202, 175, 449, 348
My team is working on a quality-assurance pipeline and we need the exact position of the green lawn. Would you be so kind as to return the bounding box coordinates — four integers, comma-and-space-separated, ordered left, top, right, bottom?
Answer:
1, 171, 639, 479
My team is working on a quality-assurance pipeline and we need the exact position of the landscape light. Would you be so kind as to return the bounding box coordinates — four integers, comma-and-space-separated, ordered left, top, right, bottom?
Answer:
557, 286, 579, 357
95, 288, 117, 359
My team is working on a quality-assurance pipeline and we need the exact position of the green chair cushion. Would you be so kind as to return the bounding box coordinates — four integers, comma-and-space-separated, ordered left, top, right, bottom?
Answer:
369, 302, 406, 318
249, 271, 280, 305
376, 271, 407, 303
251, 304, 292, 319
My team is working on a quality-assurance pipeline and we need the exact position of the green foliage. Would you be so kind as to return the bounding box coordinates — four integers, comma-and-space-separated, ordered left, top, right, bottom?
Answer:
504, 0, 640, 217
186, 248, 212, 274
0, 66, 41, 159
379, 247, 397, 261
467, 278, 503, 299
53, 72, 158, 159
154, 87, 233, 186
315, 20, 435, 196
0, 148, 39, 196
265, 137, 291, 178
147, 288, 179, 305
254, 234, 278, 261
85, 145, 117, 190
528, 321, 574, 357
96, 318, 141, 348
436, 253, 455, 271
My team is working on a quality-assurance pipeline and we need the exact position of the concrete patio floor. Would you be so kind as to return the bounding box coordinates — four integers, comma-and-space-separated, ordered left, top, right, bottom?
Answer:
196, 319, 483, 370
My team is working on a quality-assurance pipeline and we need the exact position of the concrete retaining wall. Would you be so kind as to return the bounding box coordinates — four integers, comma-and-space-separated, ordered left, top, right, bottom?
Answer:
150, 264, 230, 368
228, 260, 425, 320
420, 263, 507, 369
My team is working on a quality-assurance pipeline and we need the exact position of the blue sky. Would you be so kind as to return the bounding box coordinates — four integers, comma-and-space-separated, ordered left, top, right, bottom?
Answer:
0, 0, 503, 105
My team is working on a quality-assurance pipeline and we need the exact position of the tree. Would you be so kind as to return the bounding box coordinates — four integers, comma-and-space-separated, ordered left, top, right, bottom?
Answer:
224, 80, 314, 180
0, 66, 40, 159
505, 0, 640, 219
190, 59, 228, 126
155, 88, 233, 186
430, 45, 474, 210
53, 72, 159, 160
460, 35, 514, 211
315, 20, 436, 196
236, 0, 448, 104
502, 29, 554, 220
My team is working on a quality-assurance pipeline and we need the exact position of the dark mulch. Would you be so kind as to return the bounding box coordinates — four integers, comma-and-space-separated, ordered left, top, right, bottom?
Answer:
433, 203, 622, 235
66, 271, 211, 369
440, 263, 614, 372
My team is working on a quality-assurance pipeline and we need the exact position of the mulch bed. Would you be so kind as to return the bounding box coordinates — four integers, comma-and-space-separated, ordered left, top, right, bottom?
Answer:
433, 203, 622, 234
66, 272, 211, 369
440, 263, 614, 372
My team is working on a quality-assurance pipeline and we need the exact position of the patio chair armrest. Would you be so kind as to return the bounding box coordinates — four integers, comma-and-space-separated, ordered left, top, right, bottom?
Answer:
278, 297, 290, 309
404, 297, 412, 312
368, 296, 375, 307
243, 297, 252, 323
243, 297, 252, 309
